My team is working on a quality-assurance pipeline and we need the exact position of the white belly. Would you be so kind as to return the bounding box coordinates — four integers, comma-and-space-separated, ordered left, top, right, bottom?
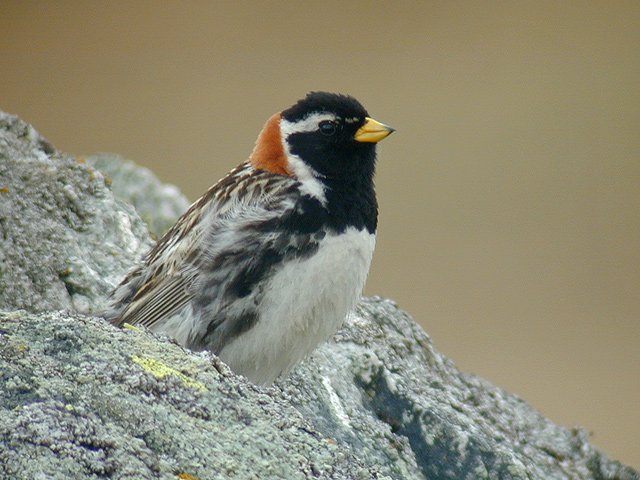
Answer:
218, 227, 376, 384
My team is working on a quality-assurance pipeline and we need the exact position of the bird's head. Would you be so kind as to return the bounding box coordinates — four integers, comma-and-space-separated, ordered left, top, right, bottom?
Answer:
249, 92, 394, 186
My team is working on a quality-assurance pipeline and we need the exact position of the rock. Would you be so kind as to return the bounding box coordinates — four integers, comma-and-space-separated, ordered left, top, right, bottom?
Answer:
284, 300, 640, 479
0, 112, 152, 314
1, 109, 638, 479
0, 310, 387, 480
86, 153, 190, 239
1, 306, 637, 480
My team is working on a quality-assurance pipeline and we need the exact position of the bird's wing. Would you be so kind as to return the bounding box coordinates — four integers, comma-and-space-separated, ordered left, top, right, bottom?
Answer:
109, 162, 301, 330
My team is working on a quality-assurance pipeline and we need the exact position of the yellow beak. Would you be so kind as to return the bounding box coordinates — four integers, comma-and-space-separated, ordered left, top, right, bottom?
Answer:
354, 117, 395, 143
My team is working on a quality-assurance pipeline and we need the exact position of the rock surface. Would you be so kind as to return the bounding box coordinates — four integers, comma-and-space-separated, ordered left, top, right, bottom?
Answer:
0, 310, 386, 480
0, 112, 151, 314
1, 110, 638, 479
287, 301, 640, 480
86, 153, 190, 238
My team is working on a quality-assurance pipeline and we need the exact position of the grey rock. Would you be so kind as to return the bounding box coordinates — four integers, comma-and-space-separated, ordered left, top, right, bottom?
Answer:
284, 300, 640, 479
0, 309, 388, 480
2, 305, 637, 480
1, 109, 638, 479
86, 153, 190, 239
0, 111, 152, 314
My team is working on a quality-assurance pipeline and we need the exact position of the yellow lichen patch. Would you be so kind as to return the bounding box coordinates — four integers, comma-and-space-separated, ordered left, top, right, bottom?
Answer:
177, 473, 201, 480
122, 323, 143, 332
131, 355, 207, 392
0, 186, 9, 193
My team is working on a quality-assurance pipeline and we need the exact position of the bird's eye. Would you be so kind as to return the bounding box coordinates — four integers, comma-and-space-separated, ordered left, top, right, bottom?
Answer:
319, 120, 337, 136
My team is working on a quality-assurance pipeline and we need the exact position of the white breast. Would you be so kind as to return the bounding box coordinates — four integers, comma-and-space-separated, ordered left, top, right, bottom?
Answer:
218, 227, 376, 384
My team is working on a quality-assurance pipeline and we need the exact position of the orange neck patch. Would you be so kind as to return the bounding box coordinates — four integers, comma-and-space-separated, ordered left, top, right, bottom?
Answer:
249, 113, 291, 176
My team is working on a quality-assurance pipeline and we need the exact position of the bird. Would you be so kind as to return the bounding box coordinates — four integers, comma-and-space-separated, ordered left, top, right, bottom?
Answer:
103, 91, 394, 385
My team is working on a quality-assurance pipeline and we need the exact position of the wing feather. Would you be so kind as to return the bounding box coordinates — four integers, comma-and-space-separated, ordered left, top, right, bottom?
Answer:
107, 162, 300, 330
123, 274, 192, 328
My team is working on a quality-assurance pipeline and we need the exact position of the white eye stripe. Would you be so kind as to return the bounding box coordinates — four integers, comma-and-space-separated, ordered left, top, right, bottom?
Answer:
280, 113, 338, 136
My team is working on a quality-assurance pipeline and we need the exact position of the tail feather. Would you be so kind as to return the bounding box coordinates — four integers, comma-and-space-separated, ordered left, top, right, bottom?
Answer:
101, 268, 145, 326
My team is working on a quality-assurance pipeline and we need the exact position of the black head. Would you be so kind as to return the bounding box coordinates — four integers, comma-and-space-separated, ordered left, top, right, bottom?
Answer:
282, 92, 369, 124
280, 92, 393, 181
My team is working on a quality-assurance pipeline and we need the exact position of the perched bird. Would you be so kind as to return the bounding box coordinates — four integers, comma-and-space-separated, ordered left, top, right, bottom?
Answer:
104, 92, 394, 384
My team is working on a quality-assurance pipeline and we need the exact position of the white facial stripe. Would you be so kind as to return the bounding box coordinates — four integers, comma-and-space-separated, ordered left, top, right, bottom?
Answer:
279, 115, 329, 206
280, 112, 338, 136
286, 155, 327, 205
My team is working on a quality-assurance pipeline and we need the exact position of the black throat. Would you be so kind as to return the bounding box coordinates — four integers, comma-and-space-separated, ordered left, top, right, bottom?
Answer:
320, 155, 378, 234
286, 136, 379, 235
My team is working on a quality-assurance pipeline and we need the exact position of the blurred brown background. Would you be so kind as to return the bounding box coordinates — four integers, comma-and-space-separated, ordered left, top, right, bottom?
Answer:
2, 1, 638, 468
